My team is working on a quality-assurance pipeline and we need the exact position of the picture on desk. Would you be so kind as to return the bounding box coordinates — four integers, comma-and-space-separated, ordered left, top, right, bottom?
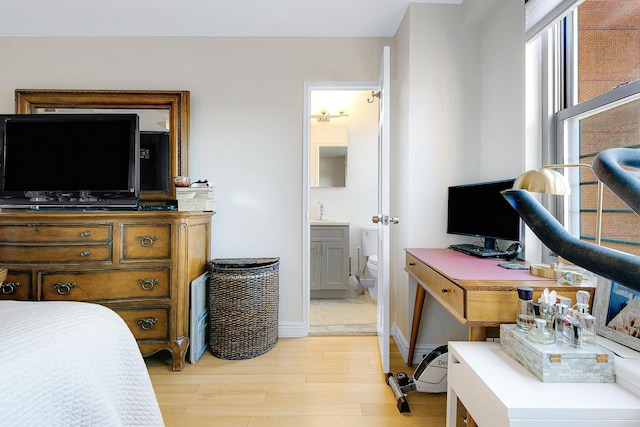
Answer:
594, 276, 640, 351
605, 282, 640, 336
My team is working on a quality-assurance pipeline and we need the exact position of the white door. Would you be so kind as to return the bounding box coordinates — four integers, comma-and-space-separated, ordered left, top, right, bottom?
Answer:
374, 45, 394, 374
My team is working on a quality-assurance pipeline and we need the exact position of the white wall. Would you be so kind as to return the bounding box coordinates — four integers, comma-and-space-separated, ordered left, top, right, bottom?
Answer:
392, 3, 480, 354
479, 1, 526, 181
0, 1, 527, 350
391, 1, 525, 361
0, 36, 390, 336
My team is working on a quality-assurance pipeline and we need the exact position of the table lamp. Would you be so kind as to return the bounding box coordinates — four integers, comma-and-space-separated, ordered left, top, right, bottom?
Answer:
502, 148, 640, 293
512, 163, 603, 246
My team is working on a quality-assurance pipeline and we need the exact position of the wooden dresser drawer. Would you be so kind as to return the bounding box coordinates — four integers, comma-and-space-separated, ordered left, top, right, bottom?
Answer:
0, 270, 32, 300
121, 224, 171, 261
0, 210, 213, 371
0, 244, 112, 263
0, 224, 111, 243
114, 307, 170, 341
406, 253, 465, 319
40, 269, 171, 301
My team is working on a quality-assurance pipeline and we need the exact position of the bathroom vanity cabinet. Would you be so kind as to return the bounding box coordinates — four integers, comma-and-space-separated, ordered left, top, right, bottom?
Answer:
310, 224, 349, 295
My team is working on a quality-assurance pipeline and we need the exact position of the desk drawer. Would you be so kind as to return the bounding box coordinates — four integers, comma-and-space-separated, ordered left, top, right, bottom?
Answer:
406, 253, 464, 319
465, 289, 587, 323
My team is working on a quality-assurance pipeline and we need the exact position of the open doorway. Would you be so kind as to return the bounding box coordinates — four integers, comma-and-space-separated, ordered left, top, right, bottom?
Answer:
304, 84, 380, 335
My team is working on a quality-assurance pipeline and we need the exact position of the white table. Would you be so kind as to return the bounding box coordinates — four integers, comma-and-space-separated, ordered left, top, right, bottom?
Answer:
446, 341, 640, 427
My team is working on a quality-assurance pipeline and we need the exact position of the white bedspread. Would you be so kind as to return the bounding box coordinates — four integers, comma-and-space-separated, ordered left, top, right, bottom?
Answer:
0, 301, 164, 426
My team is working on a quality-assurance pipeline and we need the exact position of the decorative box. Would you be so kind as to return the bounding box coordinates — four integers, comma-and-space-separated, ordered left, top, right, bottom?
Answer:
176, 187, 214, 200
500, 324, 614, 383
177, 198, 216, 212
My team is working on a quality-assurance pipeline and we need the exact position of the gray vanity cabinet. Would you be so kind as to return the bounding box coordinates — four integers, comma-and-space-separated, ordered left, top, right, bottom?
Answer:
310, 225, 349, 291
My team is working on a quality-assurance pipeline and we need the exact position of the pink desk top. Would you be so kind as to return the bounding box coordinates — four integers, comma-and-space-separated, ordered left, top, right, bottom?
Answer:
405, 248, 551, 282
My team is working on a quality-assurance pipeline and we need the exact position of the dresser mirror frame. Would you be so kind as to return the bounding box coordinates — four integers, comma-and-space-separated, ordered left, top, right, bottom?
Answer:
14, 89, 190, 202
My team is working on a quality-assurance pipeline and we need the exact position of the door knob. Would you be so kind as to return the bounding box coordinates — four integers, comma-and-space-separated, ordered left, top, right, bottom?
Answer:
372, 215, 400, 225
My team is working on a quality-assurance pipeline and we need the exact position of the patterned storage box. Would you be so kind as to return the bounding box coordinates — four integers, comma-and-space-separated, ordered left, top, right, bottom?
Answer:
500, 324, 614, 383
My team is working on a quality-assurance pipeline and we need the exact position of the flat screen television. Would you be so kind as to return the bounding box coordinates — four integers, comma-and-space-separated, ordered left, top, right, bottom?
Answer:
447, 179, 521, 249
0, 114, 140, 209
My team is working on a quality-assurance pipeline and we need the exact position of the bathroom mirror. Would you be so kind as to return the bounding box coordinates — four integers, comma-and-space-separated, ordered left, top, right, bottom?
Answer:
310, 125, 348, 188
15, 89, 190, 202
317, 146, 347, 187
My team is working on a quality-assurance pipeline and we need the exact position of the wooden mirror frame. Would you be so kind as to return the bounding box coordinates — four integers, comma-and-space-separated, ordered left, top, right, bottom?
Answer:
14, 89, 190, 202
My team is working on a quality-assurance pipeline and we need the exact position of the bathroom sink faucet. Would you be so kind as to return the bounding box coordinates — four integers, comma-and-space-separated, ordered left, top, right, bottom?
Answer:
318, 202, 325, 220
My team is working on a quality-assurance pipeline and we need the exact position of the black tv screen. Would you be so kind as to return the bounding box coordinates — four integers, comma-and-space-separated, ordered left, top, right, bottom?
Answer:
447, 179, 521, 247
0, 114, 139, 208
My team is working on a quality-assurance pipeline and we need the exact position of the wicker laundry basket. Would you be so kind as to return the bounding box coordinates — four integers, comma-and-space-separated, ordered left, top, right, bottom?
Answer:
208, 258, 279, 359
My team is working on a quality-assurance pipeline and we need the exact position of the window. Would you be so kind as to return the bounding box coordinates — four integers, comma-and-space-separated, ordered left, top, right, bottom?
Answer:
533, 0, 640, 256
576, 1, 640, 103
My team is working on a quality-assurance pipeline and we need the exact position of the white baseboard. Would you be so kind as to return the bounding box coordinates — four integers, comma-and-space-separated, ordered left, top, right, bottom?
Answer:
278, 322, 306, 338
391, 322, 444, 365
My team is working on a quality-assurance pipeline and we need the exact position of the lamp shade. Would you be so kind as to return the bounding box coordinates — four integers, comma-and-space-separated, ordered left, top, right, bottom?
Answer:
512, 168, 571, 196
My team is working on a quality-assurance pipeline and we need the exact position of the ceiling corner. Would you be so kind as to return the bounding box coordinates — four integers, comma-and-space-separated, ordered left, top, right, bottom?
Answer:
462, 0, 502, 26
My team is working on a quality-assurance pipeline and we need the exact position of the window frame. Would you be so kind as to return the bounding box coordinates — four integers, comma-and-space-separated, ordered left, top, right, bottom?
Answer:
551, 8, 640, 254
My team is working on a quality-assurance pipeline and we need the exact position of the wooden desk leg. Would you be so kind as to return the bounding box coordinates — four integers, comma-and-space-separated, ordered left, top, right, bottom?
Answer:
408, 285, 427, 366
468, 325, 486, 342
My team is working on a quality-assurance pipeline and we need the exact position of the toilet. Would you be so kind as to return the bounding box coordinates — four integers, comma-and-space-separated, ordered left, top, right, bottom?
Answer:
361, 225, 378, 300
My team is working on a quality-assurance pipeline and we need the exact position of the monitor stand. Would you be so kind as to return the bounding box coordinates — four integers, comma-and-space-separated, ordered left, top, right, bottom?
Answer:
483, 238, 498, 250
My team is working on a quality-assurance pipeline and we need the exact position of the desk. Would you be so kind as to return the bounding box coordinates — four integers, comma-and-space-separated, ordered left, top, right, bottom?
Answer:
404, 248, 594, 365
446, 341, 640, 426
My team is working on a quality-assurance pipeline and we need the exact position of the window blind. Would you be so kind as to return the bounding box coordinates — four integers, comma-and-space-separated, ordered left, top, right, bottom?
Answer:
525, 0, 584, 41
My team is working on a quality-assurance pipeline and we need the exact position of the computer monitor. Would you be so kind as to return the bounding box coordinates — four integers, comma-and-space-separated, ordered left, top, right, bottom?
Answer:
447, 179, 521, 250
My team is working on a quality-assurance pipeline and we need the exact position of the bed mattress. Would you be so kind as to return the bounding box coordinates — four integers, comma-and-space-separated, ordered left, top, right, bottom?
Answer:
0, 300, 164, 426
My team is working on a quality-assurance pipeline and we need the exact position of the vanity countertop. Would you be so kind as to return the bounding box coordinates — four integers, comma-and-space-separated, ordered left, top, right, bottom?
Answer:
310, 220, 350, 226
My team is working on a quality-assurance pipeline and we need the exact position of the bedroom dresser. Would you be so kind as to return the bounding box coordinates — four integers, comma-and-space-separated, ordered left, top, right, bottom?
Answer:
0, 210, 213, 371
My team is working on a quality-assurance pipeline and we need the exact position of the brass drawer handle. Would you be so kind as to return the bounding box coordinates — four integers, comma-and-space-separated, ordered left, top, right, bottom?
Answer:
409, 262, 416, 266
80, 250, 90, 257
80, 231, 91, 238
53, 282, 76, 295
138, 278, 158, 290
137, 317, 158, 330
137, 235, 158, 247
1, 281, 20, 295
441, 288, 448, 293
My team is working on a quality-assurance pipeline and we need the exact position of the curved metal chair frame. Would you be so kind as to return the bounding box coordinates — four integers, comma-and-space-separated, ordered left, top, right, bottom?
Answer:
502, 148, 640, 292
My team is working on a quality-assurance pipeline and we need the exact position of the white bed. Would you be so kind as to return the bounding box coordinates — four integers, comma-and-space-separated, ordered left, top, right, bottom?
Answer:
0, 300, 164, 426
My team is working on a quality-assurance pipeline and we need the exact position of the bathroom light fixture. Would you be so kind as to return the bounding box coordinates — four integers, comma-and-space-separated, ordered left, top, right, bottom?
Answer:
311, 109, 349, 122
513, 163, 603, 245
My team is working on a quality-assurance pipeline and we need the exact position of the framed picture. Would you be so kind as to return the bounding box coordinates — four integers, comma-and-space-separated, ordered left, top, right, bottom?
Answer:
593, 275, 640, 352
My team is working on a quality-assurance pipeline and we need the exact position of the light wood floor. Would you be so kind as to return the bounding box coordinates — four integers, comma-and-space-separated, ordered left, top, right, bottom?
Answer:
146, 336, 447, 426
309, 292, 377, 335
